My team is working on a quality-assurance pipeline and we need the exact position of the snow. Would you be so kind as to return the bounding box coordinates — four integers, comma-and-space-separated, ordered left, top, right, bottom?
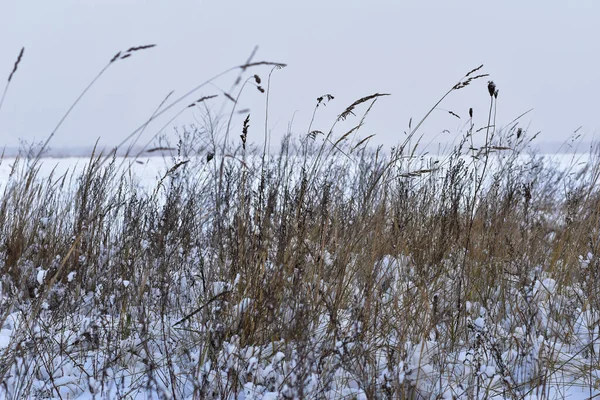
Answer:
36, 268, 47, 285
0, 329, 10, 349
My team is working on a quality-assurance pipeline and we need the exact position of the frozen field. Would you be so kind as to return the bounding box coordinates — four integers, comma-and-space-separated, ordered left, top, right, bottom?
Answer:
0, 152, 593, 188
0, 156, 169, 189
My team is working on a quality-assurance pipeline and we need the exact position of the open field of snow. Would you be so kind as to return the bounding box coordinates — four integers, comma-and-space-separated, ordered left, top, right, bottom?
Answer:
0, 151, 593, 189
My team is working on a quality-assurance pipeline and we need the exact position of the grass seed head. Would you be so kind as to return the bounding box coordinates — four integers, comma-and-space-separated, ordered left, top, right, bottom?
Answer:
8, 47, 25, 83
488, 81, 496, 97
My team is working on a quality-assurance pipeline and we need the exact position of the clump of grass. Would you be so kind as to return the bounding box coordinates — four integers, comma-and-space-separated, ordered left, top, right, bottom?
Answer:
0, 49, 598, 399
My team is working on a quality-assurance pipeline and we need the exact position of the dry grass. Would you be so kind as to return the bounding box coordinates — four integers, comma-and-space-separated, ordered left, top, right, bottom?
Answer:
0, 50, 598, 399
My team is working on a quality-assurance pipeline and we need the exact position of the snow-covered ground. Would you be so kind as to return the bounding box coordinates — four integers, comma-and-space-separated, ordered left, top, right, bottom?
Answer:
0, 152, 592, 188
1, 256, 598, 399
0, 156, 167, 189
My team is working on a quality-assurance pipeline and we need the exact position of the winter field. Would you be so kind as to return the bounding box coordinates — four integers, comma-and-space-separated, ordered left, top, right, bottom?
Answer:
1, 53, 599, 398
0, 143, 599, 400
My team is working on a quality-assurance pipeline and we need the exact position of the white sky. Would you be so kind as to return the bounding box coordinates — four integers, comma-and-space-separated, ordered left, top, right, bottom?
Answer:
1, 1, 598, 152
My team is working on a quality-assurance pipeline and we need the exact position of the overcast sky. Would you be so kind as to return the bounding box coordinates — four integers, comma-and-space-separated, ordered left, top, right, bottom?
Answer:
1, 1, 598, 153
